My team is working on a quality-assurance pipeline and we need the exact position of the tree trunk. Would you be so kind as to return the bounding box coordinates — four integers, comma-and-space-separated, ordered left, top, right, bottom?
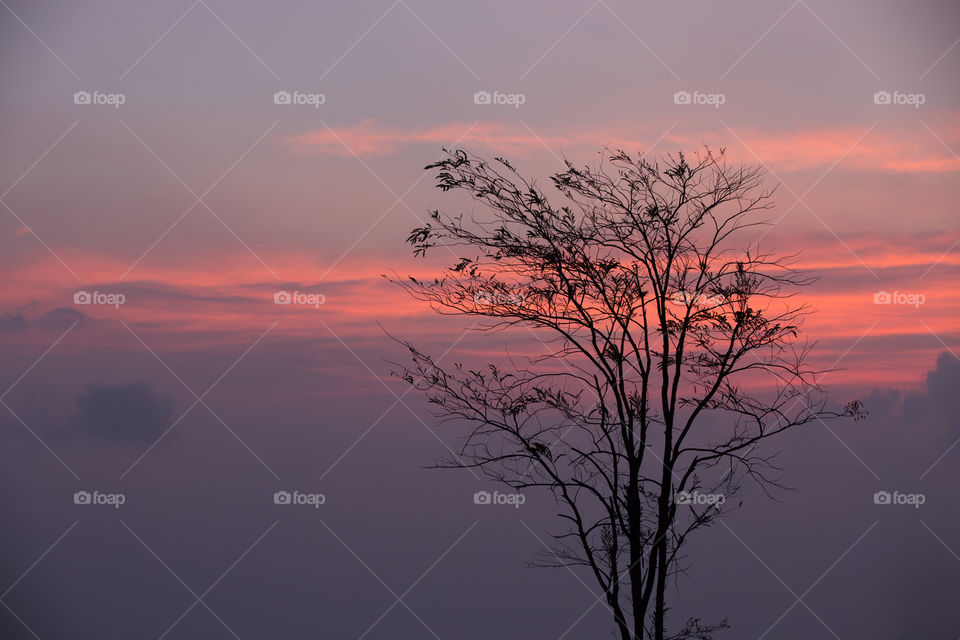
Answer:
627, 459, 646, 640
654, 527, 668, 640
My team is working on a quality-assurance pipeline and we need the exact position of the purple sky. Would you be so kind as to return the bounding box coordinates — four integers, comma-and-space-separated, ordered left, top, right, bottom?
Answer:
1, 1, 959, 638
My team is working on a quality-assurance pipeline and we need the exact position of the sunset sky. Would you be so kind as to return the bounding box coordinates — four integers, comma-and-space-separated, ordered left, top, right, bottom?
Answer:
1, 1, 959, 638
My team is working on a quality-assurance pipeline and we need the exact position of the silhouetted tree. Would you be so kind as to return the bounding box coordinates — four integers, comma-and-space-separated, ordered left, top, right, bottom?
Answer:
392, 147, 864, 640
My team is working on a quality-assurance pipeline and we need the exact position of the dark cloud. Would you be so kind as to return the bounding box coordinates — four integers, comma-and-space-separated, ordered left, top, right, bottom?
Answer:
70, 382, 174, 440
111, 277, 366, 304
866, 351, 960, 435
0, 303, 87, 332
922, 351, 960, 421
0, 311, 26, 331
36, 306, 86, 329
111, 281, 257, 305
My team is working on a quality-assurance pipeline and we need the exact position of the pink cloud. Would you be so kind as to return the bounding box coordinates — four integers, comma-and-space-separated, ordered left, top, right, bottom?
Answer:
285, 119, 578, 157
286, 118, 960, 174
2, 233, 956, 393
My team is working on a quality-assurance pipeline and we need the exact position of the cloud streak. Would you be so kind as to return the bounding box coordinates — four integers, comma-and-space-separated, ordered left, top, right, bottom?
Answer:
286, 118, 960, 173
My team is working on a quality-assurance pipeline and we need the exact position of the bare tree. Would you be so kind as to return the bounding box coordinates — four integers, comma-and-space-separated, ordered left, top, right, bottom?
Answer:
391, 147, 864, 640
